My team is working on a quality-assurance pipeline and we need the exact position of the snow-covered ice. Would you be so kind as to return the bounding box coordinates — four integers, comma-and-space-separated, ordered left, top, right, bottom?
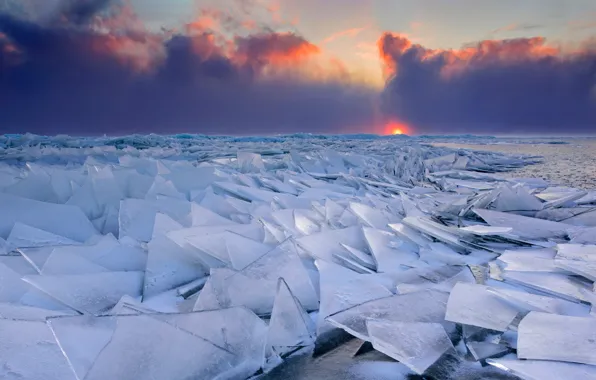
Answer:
0, 133, 595, 379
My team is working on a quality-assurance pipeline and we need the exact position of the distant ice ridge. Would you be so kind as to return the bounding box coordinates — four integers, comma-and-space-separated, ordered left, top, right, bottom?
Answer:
0, 135, 595, 379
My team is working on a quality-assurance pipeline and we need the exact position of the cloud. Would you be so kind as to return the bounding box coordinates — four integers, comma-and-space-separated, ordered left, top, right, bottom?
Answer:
491, 23, 544, 35
0, 5, 377, 135
378, 33, 596, 134
322, 27, 365, 44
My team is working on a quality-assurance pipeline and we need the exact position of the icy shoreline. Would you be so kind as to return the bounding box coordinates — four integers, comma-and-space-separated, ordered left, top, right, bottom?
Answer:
0, 135, 595, 379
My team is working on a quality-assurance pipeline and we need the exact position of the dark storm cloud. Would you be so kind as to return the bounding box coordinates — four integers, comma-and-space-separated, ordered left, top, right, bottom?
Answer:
58, 0, 114, 24
379, 33, 596, 134
0, 10, 377, 135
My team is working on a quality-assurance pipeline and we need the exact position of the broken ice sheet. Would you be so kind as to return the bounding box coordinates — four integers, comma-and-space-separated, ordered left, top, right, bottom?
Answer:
488, 356, 596, 380
0, 319, 76, 380
297, 226, 368, 263
487, 286, 590, 317
326, 289, 452, 341
144, 235, 207, 299
502, 271, 592, 303
0, 193, 98, 242
67, 314, 238, 380
366, 319, 454, 375
518, 312, 596, 365
467, 342, 509, 361
267, 278, 317, 356
155, 307, 269, 377
473, 208, 570, 240
196, 240, 318, 315
445, 283, 519, 332
497, 248, 561, 273
6, 222, 80, 250
224, 231, 272, 270
315, 260, 393, 336
23, 271, 144, 315
363, 227, 419, 273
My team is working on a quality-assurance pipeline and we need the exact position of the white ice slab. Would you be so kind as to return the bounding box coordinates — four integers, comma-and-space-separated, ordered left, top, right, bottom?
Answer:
445, 283, 519, 332
488, 357, 596, 380
474, 208, 570, 240
326, 289, 451, 341
518, 312, 596, 365
23, 271, 144, 315
363, 227, 418, 272
0, 193, 98, 242
367, 319, 454, 374
267, 278, 316, 354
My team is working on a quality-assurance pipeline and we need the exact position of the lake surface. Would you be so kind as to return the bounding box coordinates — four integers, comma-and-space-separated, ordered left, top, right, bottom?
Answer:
432, 137, 596, 189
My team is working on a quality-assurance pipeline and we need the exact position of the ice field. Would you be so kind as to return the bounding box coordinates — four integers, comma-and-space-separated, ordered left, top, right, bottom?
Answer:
1, 133, 596, 379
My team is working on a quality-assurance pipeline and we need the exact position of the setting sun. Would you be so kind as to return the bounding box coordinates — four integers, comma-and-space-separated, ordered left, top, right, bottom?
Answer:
384, 121, 410, 136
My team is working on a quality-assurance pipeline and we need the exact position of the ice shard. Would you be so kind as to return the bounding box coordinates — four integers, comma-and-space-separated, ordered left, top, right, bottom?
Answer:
474, 208, 570, 240
196, 240, 318, 315
467, 342, 509, 361
79, 314, 238, 380
502, 271, 592, 303
518, 312, 596, 365
497, 248, 560, 273
0, 193, 98, 242
297, 226, 368, 262
0, 319, 76, 380
267, 278, 317, 355
6, 222, 80, 249
445, 283, 519, 332
366, 319, 455, 374
144, 235, 207, 298
326, 289, 451, 341
316, 260, 393, 336
363, 227, 419, 272
224, 231, 272, 270
23, 271, 144, 315
488, 357, 596, 380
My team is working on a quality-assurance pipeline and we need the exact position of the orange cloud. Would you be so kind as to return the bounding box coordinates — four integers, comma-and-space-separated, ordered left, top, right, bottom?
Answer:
378, 32, 563, 79
322, 27, 366, 44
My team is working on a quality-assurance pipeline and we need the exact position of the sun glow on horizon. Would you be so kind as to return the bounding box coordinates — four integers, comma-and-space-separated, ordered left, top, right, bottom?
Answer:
384, 121, 411, 136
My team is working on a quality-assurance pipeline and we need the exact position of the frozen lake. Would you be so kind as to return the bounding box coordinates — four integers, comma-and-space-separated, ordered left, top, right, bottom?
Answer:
432, 137, 596, 189
1, 134, 595, 380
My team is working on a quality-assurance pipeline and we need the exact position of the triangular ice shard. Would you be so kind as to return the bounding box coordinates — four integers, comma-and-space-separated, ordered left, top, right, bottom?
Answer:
474, 208, 570, 240
445, 283, 519, 332
349, 202, 393, 230
363, 227, 418, 273
156, 307, 269, 376
191, 203, 237, 227
200, 240, 318, 315
267, 278, 316, 355
0, 319, 75, 380
6, 222, 80, 249
518, 312, 596, 365
467, 342, 509, 361
152, 212, 184, 239
0, 302, 76, 321
487, 286, 590, 317
119, 198, 192, 242
497, 248, 560, 273
48, 314, 118, 380
0, 261, 30, 302
487, 357, 596, 380
41, 250, 109, 275
144, 235, 207, 298
367, 319, 454, 374
23, 271, 144, 315
297, 226, 367, 262
339, 243, 376, 269
502, 271, 592, 303
193, 268, 238, 311
326, 290, 451, 341
0, 193, 97, 242
316, 260, 392, 336
79, 314, 238, 380
224, 231, 272, 270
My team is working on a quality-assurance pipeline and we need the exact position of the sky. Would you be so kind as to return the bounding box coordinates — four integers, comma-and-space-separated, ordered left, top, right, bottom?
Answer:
0, 0, 595, 135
